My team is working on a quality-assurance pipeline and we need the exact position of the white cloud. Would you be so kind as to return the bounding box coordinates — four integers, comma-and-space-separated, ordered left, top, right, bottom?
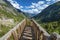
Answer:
7, 0, 23, 9
32, 9, 41, 13
32, 3, 37, 6
23, 1, 49, 14
7, 0, 54, 14
25, 5, 35, 8
30, 6, 35, 8
32, 2, 44, 7
46, 0, 51, 1
20, 6, 23, 8
32, 9, 38, 12
42, 4, 49, 8
38, 1, 45, 5
21, 8, 41, 14
37, 6, 44, 10
22, 9, 34, 13
26, 1, 45, 9
32, 3, 39, 7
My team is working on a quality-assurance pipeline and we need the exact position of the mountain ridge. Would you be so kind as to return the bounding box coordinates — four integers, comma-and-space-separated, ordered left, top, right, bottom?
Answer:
33, 1, 60, 22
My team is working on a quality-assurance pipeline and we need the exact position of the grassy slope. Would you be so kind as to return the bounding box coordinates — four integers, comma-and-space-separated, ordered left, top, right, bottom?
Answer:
0, 1, 25, 37
40, 21, 60, 34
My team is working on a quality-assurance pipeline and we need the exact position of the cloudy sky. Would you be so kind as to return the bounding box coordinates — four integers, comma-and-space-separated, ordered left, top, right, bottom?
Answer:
7, 0, 60, 14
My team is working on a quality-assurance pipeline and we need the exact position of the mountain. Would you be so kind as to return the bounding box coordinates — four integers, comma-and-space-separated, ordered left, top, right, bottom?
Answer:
16, 9, 37, 18
0, 0, 25, 22
33, 1, 60, 23
0, 0, 25, 37
33, 1, 60, 34
23, 13, 36, 18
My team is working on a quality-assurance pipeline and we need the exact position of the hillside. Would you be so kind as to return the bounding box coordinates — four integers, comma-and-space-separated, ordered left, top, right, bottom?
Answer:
0, 0, 25, 37
33, 1, 60, 34
34, 1, 60, 22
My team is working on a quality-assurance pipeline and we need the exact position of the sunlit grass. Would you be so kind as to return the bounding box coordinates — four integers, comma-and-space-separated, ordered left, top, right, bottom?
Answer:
0, 24, 13, 37
40, 21, 60, 34
0, 3, 25, 37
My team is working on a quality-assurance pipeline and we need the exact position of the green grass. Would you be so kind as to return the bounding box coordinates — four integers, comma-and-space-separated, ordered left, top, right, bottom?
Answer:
10, 35, 14, 40
0, 3, 25, 37
40, 21, 60, 34
0, 24, 13, 37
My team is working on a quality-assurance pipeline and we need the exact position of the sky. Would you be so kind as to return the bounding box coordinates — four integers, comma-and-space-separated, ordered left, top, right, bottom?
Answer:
7, 0, 60, 14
